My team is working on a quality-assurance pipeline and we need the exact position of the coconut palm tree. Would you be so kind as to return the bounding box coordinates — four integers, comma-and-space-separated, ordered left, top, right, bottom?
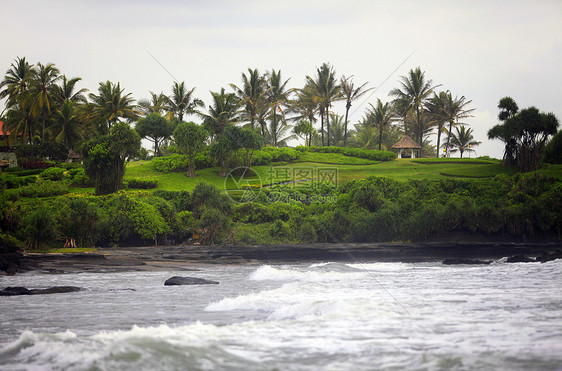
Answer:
341, 75, 371, 146
138, 91, 168, 116
389, 67, 438, 154
53, 76, 88, 105
50, 100, 85, 149
443, 94, 474, 153
165, 82, 203, 122
366, 99, 396, 150
306, 63, 342, 146
450, 125, 481, 158
200, 88, 241, 143
230, 68, 269, 134
88, 81, 140, 133
28, 63, 61, 142
0, 57, 34, 107
266, 70, 291, 146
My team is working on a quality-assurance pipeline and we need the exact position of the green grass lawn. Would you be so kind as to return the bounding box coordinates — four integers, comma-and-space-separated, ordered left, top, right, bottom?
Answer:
121, 154, 560, 193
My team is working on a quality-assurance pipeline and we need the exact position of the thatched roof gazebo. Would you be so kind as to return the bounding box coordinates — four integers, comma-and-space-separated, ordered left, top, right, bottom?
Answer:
392, 135, 421, 158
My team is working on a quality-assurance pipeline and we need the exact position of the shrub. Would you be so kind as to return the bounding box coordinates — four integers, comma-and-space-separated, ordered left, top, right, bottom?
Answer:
152, 154, 189, 173
127, 179, 158, 189
3, 168, 44, 176
22, 207, 58, 249
543, 130, 562, 164
1, 174, 37, 189
40, 167, 66, 181
6, 180, 69, 199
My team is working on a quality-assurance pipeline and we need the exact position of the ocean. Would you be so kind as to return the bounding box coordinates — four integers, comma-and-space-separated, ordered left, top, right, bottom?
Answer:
1, 259, 561, 370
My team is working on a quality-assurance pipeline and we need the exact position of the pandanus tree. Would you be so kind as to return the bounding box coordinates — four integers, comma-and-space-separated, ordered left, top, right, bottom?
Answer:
487, 97, 519, 166
135, 113, 173, 157
88, 81, 140, 133
306, 63, 342, 146
341, 75, 371, 146
230, 68, 269, 134
390, 67, 438, 154
173, 121, 208, 177
450, 125, 481, 158
165, 82, 203, 122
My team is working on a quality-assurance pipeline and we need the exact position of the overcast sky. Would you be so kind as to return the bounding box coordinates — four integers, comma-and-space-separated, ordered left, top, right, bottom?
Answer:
2, 0, 561, 157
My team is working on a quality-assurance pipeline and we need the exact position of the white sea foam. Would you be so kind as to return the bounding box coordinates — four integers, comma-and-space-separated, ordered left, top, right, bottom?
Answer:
249, 264, 367, 282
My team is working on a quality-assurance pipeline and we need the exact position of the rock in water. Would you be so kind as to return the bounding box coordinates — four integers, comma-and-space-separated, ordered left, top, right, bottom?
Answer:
536, 250, 562, 263
0, 286, 81, 296
506, 255, 536, 263
443, 259, 492, 265
164, 276, 219, 286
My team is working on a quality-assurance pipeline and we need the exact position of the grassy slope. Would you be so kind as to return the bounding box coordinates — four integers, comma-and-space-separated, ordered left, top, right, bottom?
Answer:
123, 154, 562, 193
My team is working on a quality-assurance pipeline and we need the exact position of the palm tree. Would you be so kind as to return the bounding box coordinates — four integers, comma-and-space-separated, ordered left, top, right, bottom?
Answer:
266, 70, 291, 146
367, 99, 395, 150
324, 114, 346, 147
341, 75, 371, 146
50, 100, 85, 149
53, 76, 88, 105
230, 68, 269, 134
200, 88, 241, 143
389, 67, 438, 155
0, 57, 34, 107
28, 63, 61, 143
443, 94, 474, 154
88, 81, 140, 133
166, 81, 203, 122
139, 91, 168, 116
306, 63, 342, 146
450, 125, 481, 158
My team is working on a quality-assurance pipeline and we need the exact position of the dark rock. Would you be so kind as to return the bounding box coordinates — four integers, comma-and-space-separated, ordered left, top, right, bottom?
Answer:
443, 259, 492, 265
536, 250, 562, 263
0, 286, 81, 296
30, 286, 81, 295
0, 287, 32, 296
164, 276, 219, 286
506, 254, 536, 263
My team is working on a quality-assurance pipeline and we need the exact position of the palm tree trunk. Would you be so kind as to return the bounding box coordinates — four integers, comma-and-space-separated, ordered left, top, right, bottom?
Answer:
326, 109, 331, 147
320, 108, 325, 146
378, 129, 383, 150
446, 120, 453, 151
436, 125, 442, 158
343, 103, 350, 147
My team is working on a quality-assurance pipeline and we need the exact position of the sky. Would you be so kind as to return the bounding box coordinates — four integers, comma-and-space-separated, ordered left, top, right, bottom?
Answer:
1, 0, 561, 158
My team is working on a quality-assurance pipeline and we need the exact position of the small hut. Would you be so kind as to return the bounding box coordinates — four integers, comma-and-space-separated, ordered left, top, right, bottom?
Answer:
392, 135, 421, 158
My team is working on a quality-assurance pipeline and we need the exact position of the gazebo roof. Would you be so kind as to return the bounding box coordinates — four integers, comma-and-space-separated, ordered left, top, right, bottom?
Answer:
392, 135, 421, 149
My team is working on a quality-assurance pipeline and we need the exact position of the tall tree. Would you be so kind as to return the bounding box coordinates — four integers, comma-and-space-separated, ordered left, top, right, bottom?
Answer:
230, 68, 269, 134
426, 91, 474, 157
88, 81, 140, 133
53, 76, 88, 105
389, 67, 438, 155
266, 70, 291, 146
139, 91, 168, 116
367, 99, 395, 150
28, 62, 61, 143
306, 63, 342, 146
0, 57, 34, 107
50, 100, 85, 149
293, 119, 315, 147
341, 75, 371, 146
200, 88, 241, 143
165, 82, 203, 122
450, 126, 481, 158
488, 97, 519, 166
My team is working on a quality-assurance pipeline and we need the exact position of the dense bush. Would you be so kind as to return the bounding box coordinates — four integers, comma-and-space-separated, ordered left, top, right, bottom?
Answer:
5, 180, 69, 199
19, 161, 55, 170
40, 167, 66, 181
126, 179, 158, 189
543, 130, 562, 164
296, 146, 396, 161
1, 174, 37, 189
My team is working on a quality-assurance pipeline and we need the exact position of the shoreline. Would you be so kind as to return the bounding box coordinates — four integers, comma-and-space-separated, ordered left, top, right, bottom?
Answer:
14, 241, 562, 274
